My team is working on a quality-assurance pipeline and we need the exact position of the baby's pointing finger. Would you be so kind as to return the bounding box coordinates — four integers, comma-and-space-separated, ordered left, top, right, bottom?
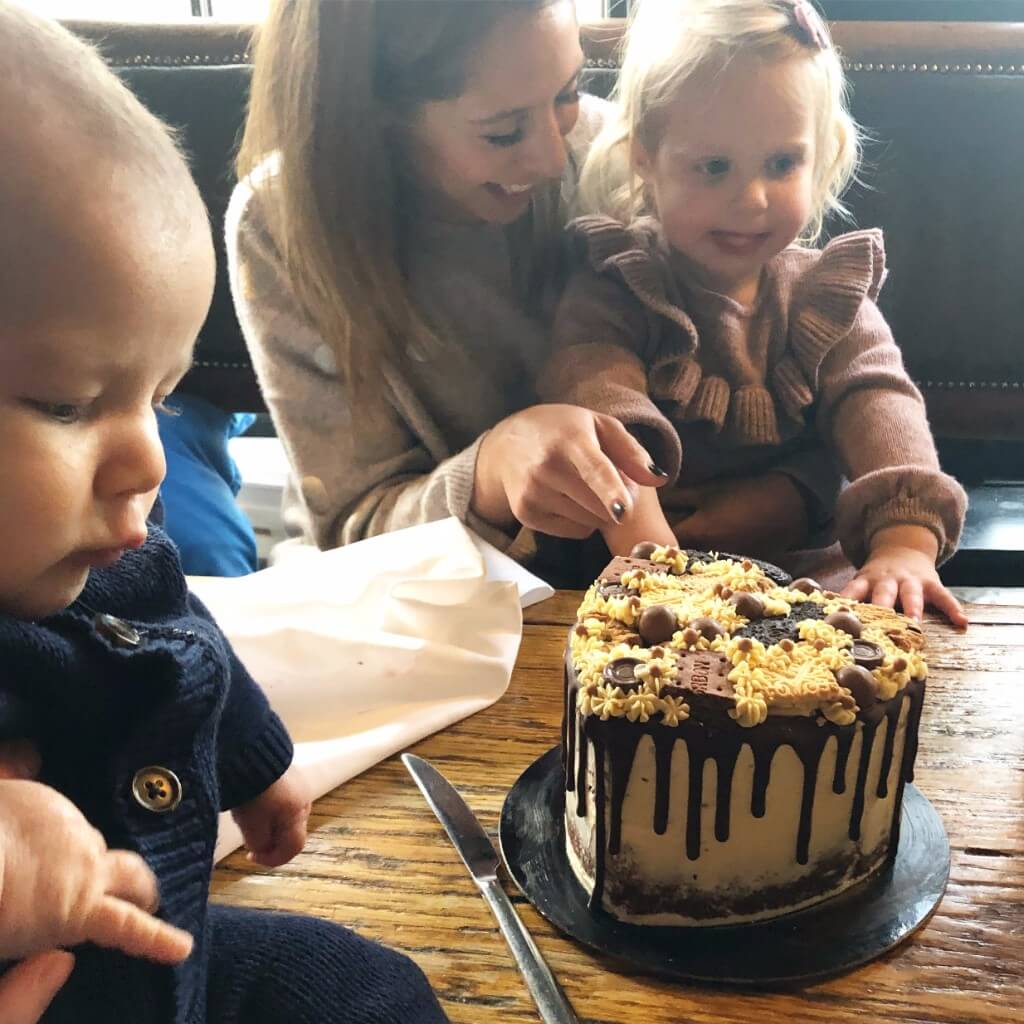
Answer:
103, 849, 160, 913
86, 899, 193, 964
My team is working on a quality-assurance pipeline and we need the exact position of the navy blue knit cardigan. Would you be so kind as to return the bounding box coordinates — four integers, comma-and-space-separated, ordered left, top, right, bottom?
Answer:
0, 528, 449, 1024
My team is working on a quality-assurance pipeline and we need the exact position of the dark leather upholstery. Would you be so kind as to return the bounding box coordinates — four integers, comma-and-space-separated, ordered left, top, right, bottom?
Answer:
67, 21, 256, 411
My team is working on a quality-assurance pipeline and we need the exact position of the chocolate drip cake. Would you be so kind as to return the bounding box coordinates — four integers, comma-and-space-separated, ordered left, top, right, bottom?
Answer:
563, 545, 927, 926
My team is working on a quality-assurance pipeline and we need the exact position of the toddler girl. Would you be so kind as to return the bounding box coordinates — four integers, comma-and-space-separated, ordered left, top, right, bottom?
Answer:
543, 0, 967, 624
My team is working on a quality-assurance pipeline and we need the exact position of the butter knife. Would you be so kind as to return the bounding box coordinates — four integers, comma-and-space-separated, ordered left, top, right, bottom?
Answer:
402, 753, 580, 1024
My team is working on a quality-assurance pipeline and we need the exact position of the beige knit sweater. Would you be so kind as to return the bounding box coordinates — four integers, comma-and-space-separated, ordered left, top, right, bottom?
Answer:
542, 215, 967, 566
225, 96, 609, 561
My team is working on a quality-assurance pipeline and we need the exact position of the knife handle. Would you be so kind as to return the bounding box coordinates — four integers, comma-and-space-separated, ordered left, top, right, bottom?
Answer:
479, 877, 581, 1024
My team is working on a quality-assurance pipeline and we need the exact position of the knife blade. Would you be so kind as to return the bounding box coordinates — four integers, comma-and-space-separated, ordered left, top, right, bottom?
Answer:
402, 753, 580, 1024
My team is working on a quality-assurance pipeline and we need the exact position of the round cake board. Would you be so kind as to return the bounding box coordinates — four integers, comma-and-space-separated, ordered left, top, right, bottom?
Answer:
499, 745, 949, 987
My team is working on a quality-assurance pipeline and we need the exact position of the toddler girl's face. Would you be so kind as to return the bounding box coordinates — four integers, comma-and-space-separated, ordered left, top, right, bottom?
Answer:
407, 0, 583, 224
635, 52, 819, 302
0, 201, 214, 621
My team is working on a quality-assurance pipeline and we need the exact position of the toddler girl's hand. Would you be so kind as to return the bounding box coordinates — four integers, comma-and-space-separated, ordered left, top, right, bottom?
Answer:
0, 780, 193, 964
842, 525, 968, 627
230, 765, 311, 868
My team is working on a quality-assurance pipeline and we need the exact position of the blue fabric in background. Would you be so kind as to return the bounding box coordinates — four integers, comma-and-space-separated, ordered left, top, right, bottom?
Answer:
158, 393, 258, 577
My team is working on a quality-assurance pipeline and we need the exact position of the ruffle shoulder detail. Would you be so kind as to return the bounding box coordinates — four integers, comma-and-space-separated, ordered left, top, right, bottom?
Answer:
772, 229, 887, 421
568, 215, 700, 354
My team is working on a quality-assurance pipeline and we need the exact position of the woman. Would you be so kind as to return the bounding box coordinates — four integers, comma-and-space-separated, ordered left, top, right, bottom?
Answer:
227, 0, 815, 584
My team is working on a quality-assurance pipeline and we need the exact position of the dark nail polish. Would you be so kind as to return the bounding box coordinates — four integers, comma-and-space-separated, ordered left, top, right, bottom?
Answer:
648, 461, 669, 478
611, 500, 626, 523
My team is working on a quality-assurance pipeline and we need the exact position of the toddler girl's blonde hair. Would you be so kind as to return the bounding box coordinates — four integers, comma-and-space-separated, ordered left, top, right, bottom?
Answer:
578, 0, 860, 243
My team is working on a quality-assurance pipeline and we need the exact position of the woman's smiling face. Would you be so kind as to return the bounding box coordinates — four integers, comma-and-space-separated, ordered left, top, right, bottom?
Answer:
407, 0, 583, 223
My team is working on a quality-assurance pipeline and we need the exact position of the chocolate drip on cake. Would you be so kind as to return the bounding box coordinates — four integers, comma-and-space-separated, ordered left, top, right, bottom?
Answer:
563, 644, 926, 911
608, 730, 643, 854
591, 733, 607, 906
563, 676, 576, 787
832, 730, 855, 794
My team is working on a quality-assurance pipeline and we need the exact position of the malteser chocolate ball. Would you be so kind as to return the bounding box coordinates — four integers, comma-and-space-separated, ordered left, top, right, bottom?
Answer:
638, 605, 678, 645
852, 639, 885, 670
603, 658, 642, 688
836, 665, 879, 707
690, 616, 726, 640
731, 592, 765, 620
790, 577, 822, 594
630, 541, 658, 559
825, 610, 863, 638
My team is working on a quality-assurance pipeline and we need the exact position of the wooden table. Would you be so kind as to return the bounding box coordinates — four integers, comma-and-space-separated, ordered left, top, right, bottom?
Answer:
211, 591, 1024, 1024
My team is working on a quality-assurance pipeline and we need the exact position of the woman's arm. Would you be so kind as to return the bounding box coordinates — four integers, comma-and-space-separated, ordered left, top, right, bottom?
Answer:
227, 180, 663, 550
227, 177, 518, 550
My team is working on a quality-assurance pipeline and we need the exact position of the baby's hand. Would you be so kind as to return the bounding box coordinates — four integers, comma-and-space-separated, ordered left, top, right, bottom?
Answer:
842, 526, 967, 627
0, 950, 75, 1024
230, 765, 311, 868
0, 780, 193, 963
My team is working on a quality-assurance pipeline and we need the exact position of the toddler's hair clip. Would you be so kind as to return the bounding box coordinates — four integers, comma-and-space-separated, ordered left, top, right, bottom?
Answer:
779, 0, 830, 50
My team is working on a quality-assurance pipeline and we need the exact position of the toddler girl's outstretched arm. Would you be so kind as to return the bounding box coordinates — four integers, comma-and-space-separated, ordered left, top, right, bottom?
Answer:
807, 246, 967, 624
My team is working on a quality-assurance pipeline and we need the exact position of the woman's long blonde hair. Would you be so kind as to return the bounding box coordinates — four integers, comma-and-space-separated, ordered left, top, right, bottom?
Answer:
237, 0, 561, 409
578, 0, 860, 243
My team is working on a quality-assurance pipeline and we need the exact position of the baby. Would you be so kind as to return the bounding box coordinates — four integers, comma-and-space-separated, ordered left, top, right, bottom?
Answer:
543, 0, 967, 625
0, 5, 448, 1022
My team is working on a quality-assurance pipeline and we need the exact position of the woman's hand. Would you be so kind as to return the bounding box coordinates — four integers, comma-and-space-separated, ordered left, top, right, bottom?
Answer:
842, 524, 968, 627
670, 472, 810, 556
472, 405, 669, 538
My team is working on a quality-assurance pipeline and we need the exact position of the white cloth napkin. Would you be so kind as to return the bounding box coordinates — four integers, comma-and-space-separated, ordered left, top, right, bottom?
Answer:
186, 517, 552, 862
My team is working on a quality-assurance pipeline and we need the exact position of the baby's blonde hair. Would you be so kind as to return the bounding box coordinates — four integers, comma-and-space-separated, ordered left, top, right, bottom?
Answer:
0, 0, 203, 233
578, 0, 860, 243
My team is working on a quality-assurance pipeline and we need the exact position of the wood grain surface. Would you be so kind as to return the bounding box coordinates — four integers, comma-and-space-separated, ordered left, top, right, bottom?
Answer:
211, 592, 1024, 1024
